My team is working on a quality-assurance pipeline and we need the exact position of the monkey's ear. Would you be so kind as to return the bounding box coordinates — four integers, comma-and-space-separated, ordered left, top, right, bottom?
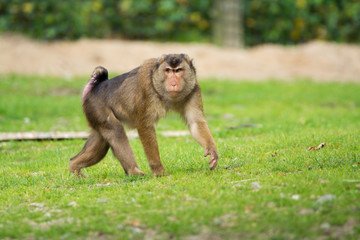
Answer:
154, 55, 167, 71
182, 54, 195, 66
185, 55, 196, 74
157, 54, 167, 64
182, 54, 191, 62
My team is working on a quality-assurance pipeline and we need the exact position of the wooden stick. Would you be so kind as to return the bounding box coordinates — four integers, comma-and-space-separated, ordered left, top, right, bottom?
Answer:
0, 130, 189, 142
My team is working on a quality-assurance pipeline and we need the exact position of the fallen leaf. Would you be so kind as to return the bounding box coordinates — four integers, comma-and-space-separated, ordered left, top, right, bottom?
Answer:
213, 213, 237, 227
314, 194, 335, 205
95, 182, 115, 187
308, 142, 326, 151
96, 198, 109, 203
30, 203, 47, 211
125, 219, 141, 227
167, 216, 178, 222
185, 196, 198, 201
222, 113, 234, 120
244, 206, 254, 212
292, 194, 300, 200
320, 222, 331, 230
130, 227, 143, 234
251, 182, 261, 190
30, 203, 45, 208
318, 178, 329, 183
299, 209, 315, 215
68, 201, 77, 207
267, 202, 276, 208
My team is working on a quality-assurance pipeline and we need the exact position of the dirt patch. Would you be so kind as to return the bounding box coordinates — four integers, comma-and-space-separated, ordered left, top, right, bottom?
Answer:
1, 34, 359, 82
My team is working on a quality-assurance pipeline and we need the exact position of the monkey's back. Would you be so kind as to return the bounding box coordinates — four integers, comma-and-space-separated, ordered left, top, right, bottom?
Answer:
83, 58, 170, 129
83, 65, 147, 129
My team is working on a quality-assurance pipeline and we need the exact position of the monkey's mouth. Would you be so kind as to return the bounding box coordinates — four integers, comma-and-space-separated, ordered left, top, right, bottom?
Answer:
167, 91, 180, 97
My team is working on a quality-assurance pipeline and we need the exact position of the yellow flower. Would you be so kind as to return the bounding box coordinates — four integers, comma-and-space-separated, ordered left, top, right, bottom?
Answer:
190, 12, 201, 23
295, 18, 305, 30
22, 2, 34, 14
296, 0, 307, 8
92, 1, 102, 12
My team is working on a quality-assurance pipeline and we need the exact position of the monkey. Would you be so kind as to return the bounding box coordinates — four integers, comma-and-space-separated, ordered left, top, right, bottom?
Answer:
70, 54, 218, 177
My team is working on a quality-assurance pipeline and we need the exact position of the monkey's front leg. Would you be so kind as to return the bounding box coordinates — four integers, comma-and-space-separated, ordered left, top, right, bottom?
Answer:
137, 125, 167, 177
189, 121, 218, 170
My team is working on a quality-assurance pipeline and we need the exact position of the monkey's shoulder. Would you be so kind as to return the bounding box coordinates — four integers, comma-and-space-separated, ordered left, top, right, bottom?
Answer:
142, 58, 157, 66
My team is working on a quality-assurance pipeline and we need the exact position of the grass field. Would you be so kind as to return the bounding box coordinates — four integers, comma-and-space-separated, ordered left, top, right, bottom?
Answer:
0, 74, 359, 239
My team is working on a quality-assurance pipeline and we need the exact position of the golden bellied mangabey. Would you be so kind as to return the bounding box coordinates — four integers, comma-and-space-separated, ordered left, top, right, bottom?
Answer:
70, 54, 218, 177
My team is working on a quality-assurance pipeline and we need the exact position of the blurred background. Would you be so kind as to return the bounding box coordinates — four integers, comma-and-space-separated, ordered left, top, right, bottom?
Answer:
0, 0, 359, 81
2, 0, 360, 46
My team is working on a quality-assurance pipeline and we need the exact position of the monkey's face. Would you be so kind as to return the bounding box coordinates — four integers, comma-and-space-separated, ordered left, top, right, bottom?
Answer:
164, 65, 184, 97
153, 54, 196, 101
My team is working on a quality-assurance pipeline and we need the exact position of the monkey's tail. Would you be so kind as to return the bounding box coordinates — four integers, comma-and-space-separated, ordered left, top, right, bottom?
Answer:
91, 66, 108, 83
82, 66, 108, 101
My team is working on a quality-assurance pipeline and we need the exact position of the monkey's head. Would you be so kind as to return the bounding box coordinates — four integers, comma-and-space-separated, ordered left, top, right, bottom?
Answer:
152, 54, 197, 101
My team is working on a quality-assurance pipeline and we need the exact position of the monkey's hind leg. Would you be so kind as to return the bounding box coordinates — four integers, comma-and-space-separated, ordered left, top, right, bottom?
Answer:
70, 130, 109, 177
100, 125, 144, 176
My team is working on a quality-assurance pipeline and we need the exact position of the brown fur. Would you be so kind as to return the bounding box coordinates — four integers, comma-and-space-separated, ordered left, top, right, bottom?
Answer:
70, 54, 218, 177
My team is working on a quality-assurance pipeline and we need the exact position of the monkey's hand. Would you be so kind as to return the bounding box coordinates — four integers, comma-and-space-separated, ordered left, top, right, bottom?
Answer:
204, 148, 218, 170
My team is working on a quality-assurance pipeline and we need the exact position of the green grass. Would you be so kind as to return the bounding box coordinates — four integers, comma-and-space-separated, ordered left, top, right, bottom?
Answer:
0, 74, 359, 239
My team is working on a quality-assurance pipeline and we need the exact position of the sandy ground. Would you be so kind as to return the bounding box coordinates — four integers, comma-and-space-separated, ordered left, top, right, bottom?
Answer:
0, 34, 359, 82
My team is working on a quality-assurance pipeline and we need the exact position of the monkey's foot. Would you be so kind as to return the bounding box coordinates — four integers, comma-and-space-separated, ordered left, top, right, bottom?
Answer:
208, 158, 218, 170
152, 168, 168, 177
127, 167, 145, 176
204, 148, 219, 170
71, 170, 86, 178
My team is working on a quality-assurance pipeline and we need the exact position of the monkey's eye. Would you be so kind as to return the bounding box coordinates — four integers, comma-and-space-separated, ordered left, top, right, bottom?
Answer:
175, 68, 183, 73
165, 68, 172, 73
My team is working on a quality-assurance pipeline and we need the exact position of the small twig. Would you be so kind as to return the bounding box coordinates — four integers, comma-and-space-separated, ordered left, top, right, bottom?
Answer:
230, 179, 256, 184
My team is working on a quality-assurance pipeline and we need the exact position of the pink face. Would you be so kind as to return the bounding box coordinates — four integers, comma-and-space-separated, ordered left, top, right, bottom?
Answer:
164, 66, 184, 97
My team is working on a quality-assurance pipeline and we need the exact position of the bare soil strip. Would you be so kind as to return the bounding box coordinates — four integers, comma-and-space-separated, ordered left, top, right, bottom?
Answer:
1, 34, 359, 82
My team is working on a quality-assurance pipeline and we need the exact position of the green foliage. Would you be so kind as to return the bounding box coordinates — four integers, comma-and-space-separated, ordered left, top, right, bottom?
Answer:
1, 74, 360, 239
0, 0, 359, 45
244, 0, 360, 45
0, 0, 211, 42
